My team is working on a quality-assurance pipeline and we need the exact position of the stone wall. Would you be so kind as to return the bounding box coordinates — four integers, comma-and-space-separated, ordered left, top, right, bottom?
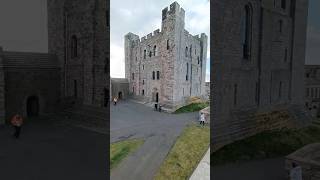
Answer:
211, 0, 310, 149
48, 0, 109, 108
305, 65, 320, 117
0, 47, 5, 124
125, 2, 207, 110
2, 52, 60, 121
111, 78, 129, 100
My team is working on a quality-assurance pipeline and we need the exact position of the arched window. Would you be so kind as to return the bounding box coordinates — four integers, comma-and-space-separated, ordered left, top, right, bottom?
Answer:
167, 39, 170, 50
185, 47, 188, 57
153, 45, 157, 56
71, 35, 78, 58
144, 49, 146, 59
281, 0, 286, 10
241, 4, 252, 59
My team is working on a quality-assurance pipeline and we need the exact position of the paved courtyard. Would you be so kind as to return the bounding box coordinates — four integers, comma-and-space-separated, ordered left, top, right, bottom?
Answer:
212, 158, 286, 180
0, 116, 108, 180
110, 100, 198, 180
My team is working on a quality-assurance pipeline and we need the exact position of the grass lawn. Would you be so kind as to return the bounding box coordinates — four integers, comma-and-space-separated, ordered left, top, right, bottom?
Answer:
212, 125, 320, 166
174, 102, 209, 114
110, 139, 144, 170
154, 123, 210, 180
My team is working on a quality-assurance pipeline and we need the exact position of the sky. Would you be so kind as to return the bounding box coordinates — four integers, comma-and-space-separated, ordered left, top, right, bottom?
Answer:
0, 0, 319, 75
110, 0, 210, 81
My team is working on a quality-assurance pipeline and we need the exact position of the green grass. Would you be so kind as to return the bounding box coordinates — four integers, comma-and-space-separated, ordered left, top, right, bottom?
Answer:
174, 102, 209, 114
110, 139, 144, 169
155, 123, 210, 180
212, 126, 320, 166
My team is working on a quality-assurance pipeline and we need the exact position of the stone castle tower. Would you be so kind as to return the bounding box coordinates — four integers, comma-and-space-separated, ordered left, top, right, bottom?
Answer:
212, 0, 310, 148
125, 2, 207, 110
47, 0, 109, 108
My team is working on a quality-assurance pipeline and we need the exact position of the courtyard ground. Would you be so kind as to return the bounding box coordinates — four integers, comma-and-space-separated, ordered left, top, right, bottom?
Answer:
0, 115, 108, 180
110, 100, 198, 180
213, 158, 285, 180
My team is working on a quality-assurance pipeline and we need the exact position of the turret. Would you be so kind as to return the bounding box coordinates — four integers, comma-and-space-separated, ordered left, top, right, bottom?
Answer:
124, 33, 140, 80
161, 1, 185, 32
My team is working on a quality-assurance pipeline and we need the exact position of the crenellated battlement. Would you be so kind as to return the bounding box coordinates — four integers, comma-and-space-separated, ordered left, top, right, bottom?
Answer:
140, 28, 162, 42
162, 1, 185, 21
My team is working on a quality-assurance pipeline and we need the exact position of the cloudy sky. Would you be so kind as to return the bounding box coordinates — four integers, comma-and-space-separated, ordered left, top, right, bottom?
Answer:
110, 0, 210, 81
0, 0, 319, 75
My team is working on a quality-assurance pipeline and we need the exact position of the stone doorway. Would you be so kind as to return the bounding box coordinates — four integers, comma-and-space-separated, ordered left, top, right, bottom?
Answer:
27, 96, 39, 117
118, 91, 123, 99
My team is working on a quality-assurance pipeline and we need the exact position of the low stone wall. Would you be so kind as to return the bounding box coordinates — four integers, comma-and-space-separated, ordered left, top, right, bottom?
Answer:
212, 105, 312, 152
285, 143, 320, 180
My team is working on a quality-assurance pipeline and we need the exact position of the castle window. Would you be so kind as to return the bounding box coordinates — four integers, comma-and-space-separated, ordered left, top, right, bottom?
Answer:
106, 10, 110, 27
167, 39, 170, 50
284, 48, 288, 62
143, 65, 144, 70
185, 47, 188, 57
152, 71, 155, 80
153, 45, 157, 56
279, 20, 283, 33
157, 71, 160, 80
279, 81, 282, 99
281, 0, 286, 10
190, 45, 192, 57
74, 80, 78, 98
142, 89, 145, 95
306, 73, 310, 78
143, 80, 145, 85
195, 48, 197, 55
234, 84, 238, 106
71, 35, 78, 58
241, 4, 252, 60
144, 50, 146, 59
132, 73, 134, 80
186, 63, 189, 81
197, 57, 200, 64
255, 82, 260, 105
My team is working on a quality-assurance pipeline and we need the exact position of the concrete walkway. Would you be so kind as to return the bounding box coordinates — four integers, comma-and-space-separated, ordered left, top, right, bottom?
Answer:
189, 148, 210, 180
110, 100, 198, 180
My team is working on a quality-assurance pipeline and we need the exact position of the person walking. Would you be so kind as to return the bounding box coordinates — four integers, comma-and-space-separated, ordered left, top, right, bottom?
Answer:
113, 97, 118, 105
11, 114, 23, 139
200, 113, 205, 126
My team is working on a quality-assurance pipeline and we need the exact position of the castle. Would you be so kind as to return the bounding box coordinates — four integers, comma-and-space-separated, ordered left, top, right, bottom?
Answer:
0, 0, 109, 125
124, 2, 207, 110
212, 0, 310, 149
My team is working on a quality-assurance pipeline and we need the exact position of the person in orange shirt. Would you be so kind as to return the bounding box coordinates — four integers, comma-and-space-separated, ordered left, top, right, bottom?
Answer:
11, 114, 23, 138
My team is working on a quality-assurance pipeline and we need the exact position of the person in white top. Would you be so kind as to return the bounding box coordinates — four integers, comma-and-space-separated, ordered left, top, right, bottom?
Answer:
199, 113, 205, 126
